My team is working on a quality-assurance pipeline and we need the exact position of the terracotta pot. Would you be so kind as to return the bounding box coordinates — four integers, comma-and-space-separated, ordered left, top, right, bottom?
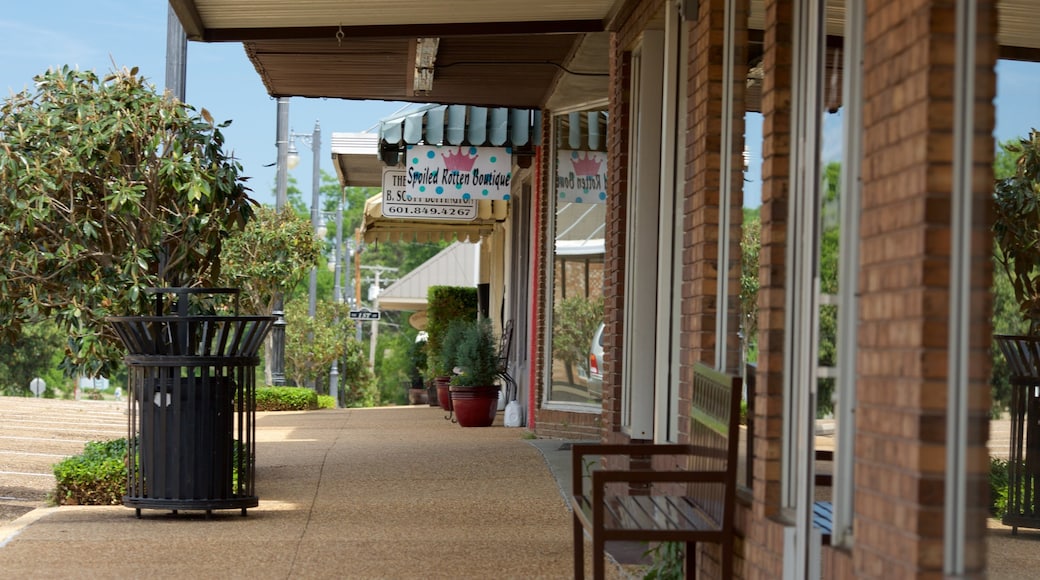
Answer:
407, 388, 429, 405
435, 376, 453, 411
449, 385, 500, 427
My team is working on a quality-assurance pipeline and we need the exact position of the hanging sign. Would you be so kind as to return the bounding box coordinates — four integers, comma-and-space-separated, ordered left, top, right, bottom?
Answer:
382, 168, 477, 220
406, 145, 513, 201
556, 149, 607, 204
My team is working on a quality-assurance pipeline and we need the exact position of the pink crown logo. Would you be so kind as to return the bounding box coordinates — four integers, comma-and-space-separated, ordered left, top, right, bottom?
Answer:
571, 152, 602, 177
442, 147, 478, 172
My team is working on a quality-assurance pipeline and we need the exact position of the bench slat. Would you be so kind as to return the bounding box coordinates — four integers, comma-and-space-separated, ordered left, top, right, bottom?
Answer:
572, 362, 741, 580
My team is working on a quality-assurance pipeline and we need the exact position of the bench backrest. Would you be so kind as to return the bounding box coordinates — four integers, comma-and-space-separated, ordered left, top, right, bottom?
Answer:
687, 361, 742, 529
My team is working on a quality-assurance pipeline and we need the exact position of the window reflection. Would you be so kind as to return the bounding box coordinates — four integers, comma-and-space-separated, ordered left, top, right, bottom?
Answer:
548, 110, 608, 405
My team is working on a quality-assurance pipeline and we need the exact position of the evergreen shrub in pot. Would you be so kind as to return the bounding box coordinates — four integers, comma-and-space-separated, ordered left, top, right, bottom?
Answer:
450, 318, 501, 427
425, 285, 478, 410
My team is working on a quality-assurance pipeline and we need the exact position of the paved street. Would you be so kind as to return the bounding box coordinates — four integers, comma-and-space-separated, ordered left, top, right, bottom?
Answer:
0, 396, 1032, 579
0, 397, 124, 523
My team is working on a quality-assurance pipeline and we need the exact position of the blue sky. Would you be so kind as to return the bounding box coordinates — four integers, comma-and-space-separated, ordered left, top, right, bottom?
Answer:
3, 3, 1038, 208
1, 2, 411, 206
743, 59, 1040, 207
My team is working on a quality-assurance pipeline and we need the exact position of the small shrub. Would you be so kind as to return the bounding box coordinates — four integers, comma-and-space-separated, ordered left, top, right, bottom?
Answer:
642, 541, 684, 580
991, 456, 1010, 518
52, 438, 127, 506
256, 386, 318, 411
317, 395, 336, 409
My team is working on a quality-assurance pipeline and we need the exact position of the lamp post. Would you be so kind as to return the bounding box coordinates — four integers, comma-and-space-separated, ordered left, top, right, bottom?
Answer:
269, 97, 292, 386
287, 121, 322, 320
328, 195, 346, 406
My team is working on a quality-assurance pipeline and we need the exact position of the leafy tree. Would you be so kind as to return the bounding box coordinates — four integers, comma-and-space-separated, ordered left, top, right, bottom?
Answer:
220, 205, 322, 315
0, 319, 66, 397
994, 130, 1040, 332
553, 296, 604, 384
991, 137, 1033, 415
282, 298, 353, 391
740, 207, 761, 363
339, 336, 378, 408
219, 205, 322, 384
375, 329, 416, 405
0, 66, 254, 378
817, 161, 841, 417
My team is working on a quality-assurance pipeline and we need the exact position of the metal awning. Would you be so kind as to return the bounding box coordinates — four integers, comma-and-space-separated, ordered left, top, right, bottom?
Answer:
376, 241, 479, 311
360, 192, 507, 244
378, 104, 541, 164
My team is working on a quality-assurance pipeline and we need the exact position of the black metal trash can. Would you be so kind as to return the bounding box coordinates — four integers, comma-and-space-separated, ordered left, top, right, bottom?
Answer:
109, 288, 273, 517
996, 334, 1040, 534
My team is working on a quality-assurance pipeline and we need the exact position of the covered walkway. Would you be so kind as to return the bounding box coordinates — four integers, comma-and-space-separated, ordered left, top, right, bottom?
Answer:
0, 402, 634, 578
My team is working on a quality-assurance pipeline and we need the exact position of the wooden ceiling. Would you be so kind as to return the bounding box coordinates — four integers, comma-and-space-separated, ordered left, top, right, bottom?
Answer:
171, 0, 1040, 110
244, 34, 589, 107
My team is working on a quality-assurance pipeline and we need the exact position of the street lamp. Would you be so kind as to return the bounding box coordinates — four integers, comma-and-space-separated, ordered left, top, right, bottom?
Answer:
287, 121, 322, 321
270, 97, 292, 386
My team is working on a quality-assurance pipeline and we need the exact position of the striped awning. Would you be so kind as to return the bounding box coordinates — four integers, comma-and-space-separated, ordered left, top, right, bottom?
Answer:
378, 104, 541, 163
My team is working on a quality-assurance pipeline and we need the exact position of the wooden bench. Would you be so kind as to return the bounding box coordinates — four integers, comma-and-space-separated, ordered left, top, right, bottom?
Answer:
571, 362, 741, 579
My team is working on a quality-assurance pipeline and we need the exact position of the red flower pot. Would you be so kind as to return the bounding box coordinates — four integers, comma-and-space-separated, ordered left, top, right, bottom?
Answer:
435, 376, 453, 411
449, 385, 500, 427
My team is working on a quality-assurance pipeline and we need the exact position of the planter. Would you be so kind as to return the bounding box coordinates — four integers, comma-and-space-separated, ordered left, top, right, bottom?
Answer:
435, 376, 453, 411
449, 385, 500, 427
427, 382, 439, 407
407, 388, 429, 405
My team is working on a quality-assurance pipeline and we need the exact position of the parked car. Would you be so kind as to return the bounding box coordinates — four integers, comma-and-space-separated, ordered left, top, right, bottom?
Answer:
587, 323, 605, 397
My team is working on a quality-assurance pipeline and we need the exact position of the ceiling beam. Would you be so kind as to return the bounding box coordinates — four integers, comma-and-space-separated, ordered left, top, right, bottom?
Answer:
167, 0, 206, 40
195, 20, 605, 42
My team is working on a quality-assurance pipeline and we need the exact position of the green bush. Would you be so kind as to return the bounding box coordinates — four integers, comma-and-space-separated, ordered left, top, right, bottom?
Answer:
642, 541, 684, 580
425, 285, 479, 378
256, 386, 318, 411
52, 438, 127, 506
991, 456, 1010, 518
317, 394, 336, 409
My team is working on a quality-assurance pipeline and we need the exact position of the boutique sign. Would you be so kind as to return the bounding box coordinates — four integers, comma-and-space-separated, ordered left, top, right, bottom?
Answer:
556, 149, 607, 204
406, 145, 513, 201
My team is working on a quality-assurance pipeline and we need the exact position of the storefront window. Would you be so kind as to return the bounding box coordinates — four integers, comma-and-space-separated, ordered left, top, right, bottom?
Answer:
546, 109, 608, 406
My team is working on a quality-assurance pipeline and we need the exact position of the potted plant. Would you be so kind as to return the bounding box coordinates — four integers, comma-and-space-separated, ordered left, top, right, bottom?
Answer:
425, 286, 479, 411
450, 317, 501, 427
432, 318, 468, 411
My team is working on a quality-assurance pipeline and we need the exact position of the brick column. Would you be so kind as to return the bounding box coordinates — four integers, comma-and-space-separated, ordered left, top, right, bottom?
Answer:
685, 0, 748, 379
744, 0, 792, 577
854, 0, 996, 576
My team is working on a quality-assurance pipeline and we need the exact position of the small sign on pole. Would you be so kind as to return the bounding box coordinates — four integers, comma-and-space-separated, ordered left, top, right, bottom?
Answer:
349, 308, 381, 320
29, 377, 46, 398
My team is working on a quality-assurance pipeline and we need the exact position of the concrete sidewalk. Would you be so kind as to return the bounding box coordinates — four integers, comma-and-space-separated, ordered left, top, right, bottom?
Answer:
0, 405, 633, 579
